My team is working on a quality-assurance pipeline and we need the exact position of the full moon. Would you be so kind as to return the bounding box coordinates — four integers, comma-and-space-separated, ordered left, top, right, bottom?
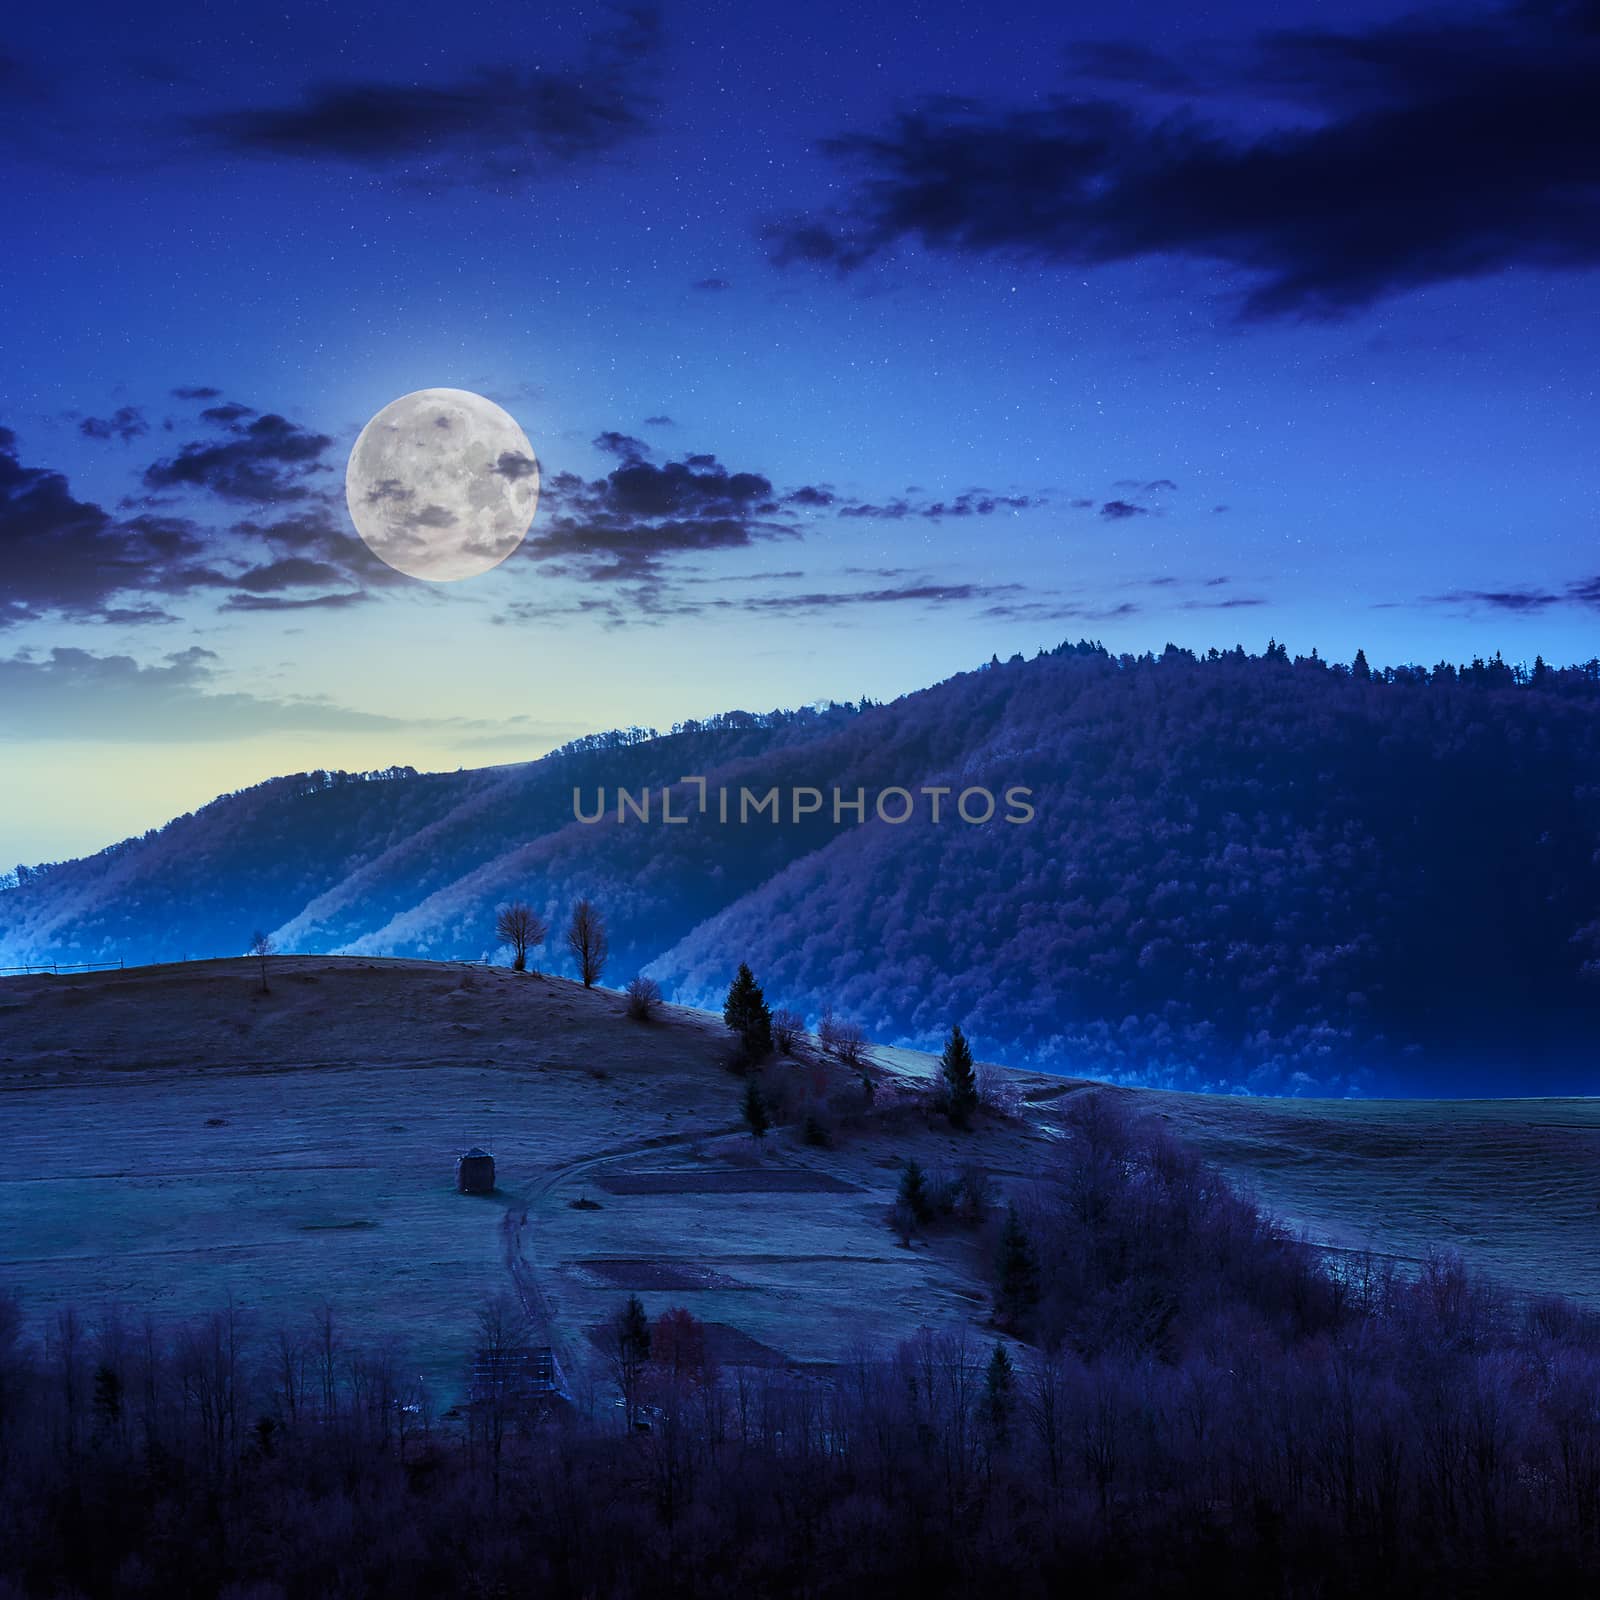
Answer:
345, 388, 539, 582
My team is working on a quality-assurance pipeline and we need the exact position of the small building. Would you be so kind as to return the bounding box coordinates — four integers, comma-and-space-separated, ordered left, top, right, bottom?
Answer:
457, 1147, 496, 1194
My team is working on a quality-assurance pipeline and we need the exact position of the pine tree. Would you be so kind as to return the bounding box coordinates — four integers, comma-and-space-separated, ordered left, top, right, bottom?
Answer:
994, 1202, 1040, 1329
1352, 647, 1372, 682
618, 1293, 652, 1363
897, 1157, 931, 1224
723, 963, 773, 1062
742, 1078, 770, 1140
612, 1293, 653, 1429
981, 1342, 1014, 1447
940, 1023, 979, 1129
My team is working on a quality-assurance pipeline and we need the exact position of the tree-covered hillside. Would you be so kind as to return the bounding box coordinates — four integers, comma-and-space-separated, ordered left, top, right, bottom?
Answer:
5, 642, 1598, 1095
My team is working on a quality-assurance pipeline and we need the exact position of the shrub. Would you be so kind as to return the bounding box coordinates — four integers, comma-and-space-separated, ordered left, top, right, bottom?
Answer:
625, 975, 663, 1021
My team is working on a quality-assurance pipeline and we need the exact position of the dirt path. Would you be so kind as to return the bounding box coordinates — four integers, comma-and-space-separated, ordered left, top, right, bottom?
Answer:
496, 1125, 740, 1397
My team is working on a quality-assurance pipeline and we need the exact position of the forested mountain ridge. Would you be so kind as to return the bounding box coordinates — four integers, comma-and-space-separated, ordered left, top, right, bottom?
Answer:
5, 642, 1599, 1095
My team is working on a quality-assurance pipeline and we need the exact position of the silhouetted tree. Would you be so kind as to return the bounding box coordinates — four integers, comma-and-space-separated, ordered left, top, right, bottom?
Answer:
994, 1203, 1039, 1330
772, 1007, 805, 1053
494, 901, 547, 973
723, 963, 773, 1063
566, 899, 609, 988
981, 1342, 1014, 1449
611, 1294, 652, 1429
1352, 647, 1372, 682
742, 1078, 770, 1140
248, 930, 274, 993
898, 1157, 932, 1225
940, 1023, 979, 1129
819, 1005, 867, 1065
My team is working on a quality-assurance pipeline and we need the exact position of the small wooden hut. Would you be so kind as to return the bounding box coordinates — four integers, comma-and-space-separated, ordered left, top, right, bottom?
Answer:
457, 1147, 496, 1194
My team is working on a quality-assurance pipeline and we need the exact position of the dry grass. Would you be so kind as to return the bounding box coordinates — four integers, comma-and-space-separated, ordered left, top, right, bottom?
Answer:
1, 955, 1594, 1405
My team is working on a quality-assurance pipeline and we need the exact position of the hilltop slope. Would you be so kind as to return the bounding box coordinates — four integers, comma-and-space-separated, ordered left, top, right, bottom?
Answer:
1, 957, 1596, 1412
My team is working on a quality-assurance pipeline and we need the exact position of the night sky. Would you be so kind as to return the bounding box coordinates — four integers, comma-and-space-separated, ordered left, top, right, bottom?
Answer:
3, 0, 1597, 863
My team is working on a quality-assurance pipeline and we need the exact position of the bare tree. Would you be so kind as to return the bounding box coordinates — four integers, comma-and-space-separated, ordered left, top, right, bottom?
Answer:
772, 1007, 805, 1054
494, 901, 548, 973
248, 930, 274, 994
566, 898, 609, 989
816, 1005, 866, 1065
472, 1294, 525, 1493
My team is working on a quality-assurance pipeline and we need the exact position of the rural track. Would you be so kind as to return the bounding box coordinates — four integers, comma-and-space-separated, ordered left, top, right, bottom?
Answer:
495, 1120, 765, 1396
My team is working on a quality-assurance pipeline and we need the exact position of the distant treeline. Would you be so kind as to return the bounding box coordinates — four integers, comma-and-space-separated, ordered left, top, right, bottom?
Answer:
1, 767, 419, 892
4, 1096, 1600, 1597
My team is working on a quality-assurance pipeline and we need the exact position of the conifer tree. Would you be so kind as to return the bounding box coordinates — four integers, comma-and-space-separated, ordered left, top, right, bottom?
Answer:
981, 1342, 1014, 1447
612, 1293, 652, 1429
940, 1023, 979, 1129
897, 1157, 931, 1224
994, 1202, 1040, 1329
723, 963, 774, 1062
742, 1077, 770, 1140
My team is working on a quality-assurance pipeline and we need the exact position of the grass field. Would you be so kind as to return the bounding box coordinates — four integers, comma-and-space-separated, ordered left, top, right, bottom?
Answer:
1, 956, 1594, 1405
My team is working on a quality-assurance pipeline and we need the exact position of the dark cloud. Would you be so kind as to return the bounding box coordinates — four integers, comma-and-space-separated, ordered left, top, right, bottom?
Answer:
98, 606, 178, 626
143, 408, 333, 502
784, 485, 838, 509
1064, 39, 1206, 96
1426, 587, 1563, 613
231, 557, 349, 594
497, 575, 1030, 628
0, 427, 229, 626
643, 415, 675, 427
192, 7, 660, 186
170, 385, 222, 401
593, 430, 650, 461
834, 488, 1043, 520
221, 591, 369, 612
692, 277, 731, 291
528, 452, 794, 583
1420, 577, 1600, 614
0, 410, 395, 627
199, 401, 255, 425
1100, 500, 1148, 520
79, 407, 149, 443
768, 0, 1600, 318
981, 598, 1142, 623
739, 582, 1025, 615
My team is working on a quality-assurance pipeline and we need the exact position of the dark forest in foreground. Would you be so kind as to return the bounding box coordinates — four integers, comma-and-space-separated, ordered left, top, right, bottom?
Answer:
4, 1096, 1600, 1599
5, 643, 1600, 1095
